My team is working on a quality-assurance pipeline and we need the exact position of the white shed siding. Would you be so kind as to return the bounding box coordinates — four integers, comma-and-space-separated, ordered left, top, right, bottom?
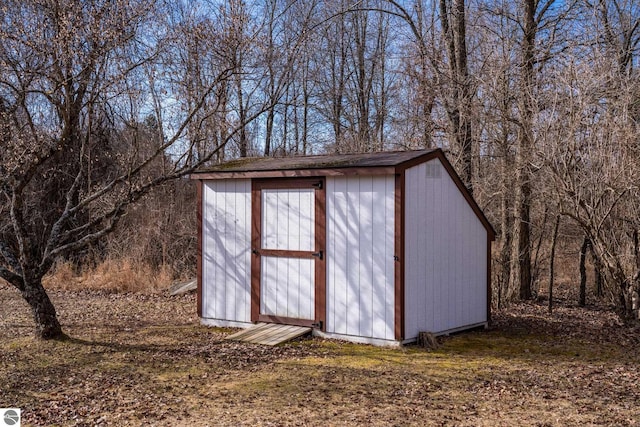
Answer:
202, 179, 252, 323
326, 175, 395, 340
404, 159, 487, 339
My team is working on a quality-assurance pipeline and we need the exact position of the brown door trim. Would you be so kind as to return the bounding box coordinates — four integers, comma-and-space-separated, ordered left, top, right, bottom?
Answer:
250, 177, 326, 331
251, 183, 261, 322
256, 315, 316, 328
315, 179, 327, 331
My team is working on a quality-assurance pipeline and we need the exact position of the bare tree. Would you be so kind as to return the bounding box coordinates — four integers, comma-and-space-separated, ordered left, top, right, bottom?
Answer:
509, 0, 538, 301
548, 214, 560, 313
438, 0, 474, 190
540, 48, 640, 319
486, 0, 574, 301
0, 0, 267, 338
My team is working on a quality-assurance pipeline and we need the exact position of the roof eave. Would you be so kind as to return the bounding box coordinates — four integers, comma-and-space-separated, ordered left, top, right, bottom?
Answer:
190, 165, 397, 179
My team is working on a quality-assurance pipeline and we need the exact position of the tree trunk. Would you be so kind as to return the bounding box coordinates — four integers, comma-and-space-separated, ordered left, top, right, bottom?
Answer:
631, 230, 640, 319
21, 280, 64, 339
264, 106, 275, 156
548, 215, 560, 314
302, 88, 309, 155
589, 237, 638, 321
236, 75, 248, 157
498, 110, 512, 305
498, 206, 511, 307
511, 178, 532, 300
594, 257, 603, 297
439, 0, 473, 192
583, 238, 603, 297
579, 236, 589, 307
510, 0, 536, 301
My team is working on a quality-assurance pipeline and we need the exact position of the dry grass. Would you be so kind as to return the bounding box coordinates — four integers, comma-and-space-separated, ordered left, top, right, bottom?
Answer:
43, 259, 173, 294
1, 282, 640, 426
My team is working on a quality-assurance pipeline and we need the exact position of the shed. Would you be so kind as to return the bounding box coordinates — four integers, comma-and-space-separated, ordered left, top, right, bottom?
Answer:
190, 149, 495, 346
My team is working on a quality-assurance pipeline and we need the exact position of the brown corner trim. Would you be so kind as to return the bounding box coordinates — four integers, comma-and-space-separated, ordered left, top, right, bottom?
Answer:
394, 172, 405, 341
196, 180, 203, 318
486, 236, 493, 326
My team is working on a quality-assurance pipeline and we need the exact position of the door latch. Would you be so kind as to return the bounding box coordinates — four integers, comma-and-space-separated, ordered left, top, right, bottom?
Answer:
312, 181, 323, 190
311, 250, 323, 260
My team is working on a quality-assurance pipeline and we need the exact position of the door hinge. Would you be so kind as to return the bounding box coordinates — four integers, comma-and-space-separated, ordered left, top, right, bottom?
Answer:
311, 250, 323, 260
312, 320, 323, 329
312, 181, 323, 190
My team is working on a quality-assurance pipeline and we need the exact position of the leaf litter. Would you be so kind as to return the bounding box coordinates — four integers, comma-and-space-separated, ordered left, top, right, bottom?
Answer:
1, 282, 639, 426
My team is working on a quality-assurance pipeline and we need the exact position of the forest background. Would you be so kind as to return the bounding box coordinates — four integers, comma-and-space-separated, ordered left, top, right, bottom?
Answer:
2, 0, 640, 338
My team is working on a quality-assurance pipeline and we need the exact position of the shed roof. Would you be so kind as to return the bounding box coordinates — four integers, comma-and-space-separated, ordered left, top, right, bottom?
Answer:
190, 148, 496, 239
193, 149, 437, 174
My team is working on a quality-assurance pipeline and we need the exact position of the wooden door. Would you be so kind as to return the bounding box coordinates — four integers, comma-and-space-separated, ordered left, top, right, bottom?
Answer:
251, 178, 326, 329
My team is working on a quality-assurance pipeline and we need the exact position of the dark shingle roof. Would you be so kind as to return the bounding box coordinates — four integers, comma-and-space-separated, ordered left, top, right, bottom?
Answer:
195, 149, 436, 173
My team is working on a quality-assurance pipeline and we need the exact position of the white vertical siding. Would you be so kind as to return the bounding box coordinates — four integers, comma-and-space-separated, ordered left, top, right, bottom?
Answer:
261, 188, 315, 251
261, 256, 314, 319
202, 180, 251, 323
404, 159, 488, 339
326, 175, 395, 340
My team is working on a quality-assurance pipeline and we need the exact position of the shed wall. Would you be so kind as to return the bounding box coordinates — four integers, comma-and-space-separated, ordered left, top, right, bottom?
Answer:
202, 179, 252, 323
404, 159, 487, 339
326, 175, 395, 340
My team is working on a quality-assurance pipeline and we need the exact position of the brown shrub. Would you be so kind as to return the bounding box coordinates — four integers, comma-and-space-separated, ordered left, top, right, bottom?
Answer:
44, 259, 172, 294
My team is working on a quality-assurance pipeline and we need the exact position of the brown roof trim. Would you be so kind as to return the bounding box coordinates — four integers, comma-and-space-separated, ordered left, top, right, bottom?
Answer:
190, 166, 395, 179
394, 149, 441, 172
192, 150, 436, 175
396, 149, 496, 240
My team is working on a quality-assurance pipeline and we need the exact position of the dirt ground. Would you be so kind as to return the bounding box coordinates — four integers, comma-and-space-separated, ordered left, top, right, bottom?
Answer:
1, 282, 639, 426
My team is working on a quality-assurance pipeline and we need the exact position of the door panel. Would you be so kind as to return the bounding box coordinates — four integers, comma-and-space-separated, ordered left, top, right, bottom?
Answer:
261, 188, 315, 251
260, 256, 314, 319
251, 178, 326, 329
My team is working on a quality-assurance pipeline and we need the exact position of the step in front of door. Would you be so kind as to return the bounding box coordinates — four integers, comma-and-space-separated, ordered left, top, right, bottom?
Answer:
225, 323, 312, 346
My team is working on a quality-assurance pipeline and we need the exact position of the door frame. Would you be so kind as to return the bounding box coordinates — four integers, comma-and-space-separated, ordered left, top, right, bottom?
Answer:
250, 177, 326, 330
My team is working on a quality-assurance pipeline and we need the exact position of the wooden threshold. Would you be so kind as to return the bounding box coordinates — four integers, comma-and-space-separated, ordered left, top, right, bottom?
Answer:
225, 323, 312, 346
